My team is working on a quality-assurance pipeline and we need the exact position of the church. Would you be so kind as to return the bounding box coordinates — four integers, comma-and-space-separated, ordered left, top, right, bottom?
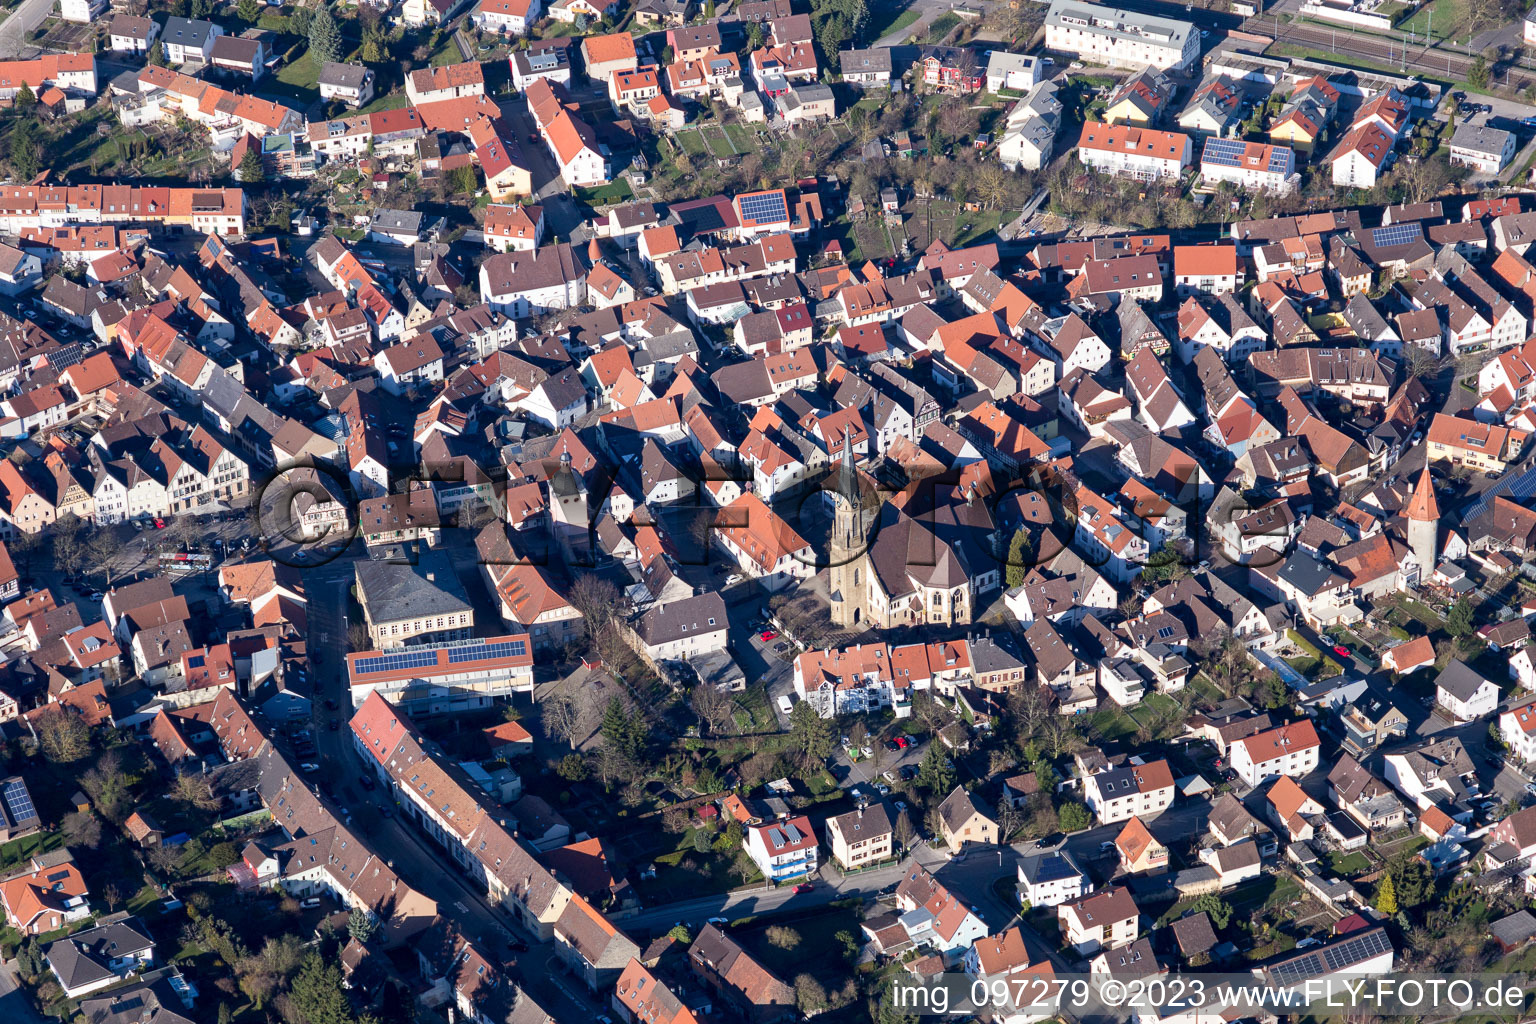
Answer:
828, 437, 1001, 630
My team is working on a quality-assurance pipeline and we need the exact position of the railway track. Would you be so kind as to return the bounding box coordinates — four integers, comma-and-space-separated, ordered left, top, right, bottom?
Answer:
1270, 21, 1536, 92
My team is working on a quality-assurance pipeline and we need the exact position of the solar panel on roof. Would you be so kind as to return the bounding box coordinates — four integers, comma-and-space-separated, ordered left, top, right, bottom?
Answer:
354, 648, 439, 676
446, 639, 529, 663
1321, 928, 1392, 971
737, 190, 788, 225
1201, 137, 1248, 168
1202, 136, 1289, 175
2, 780, 34, 824
1370, 222, 1424, 248
1270, 929, 1391, 984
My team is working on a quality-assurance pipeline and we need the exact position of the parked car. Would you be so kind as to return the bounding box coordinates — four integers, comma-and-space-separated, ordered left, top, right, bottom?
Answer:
760, 630, 778, 642
793, 882, 814, 894
1332, 645, 1350, 658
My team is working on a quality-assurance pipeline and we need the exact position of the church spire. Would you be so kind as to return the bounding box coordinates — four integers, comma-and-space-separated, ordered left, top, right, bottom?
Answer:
836, 424, 859, 507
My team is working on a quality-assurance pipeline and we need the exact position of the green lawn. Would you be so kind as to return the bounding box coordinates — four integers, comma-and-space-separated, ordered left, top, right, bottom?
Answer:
633, 829, 762, 903
357, 92, 410, 114
576, 179, 634, 205
675, 129, 707, 156
275, 55, 321, 92
429, 32, 465, 66
723, 123, 755, 153
924, 11, 962, 44
952, 209, 1015, 247
708, 127, 740, 158
1086, 705, 1139, 742
1398, 0, 1467, 42
0, 830, 63, 871
869, 5, 919, 41
1328, 850, 1371, 876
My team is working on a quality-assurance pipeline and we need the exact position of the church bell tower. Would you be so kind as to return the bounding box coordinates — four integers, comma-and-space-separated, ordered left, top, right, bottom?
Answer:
829, 428, 873, 629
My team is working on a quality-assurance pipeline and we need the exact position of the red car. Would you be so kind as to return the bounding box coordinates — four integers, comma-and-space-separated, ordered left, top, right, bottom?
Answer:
153, 518, 166, 529
894, 736, 911, 749
792, 882, 813, 894
760, 630, 778, 642
1332, 645, 1350, 659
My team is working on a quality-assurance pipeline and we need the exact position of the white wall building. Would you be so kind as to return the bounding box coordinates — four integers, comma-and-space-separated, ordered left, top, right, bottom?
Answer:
1045, 0, 1199, 70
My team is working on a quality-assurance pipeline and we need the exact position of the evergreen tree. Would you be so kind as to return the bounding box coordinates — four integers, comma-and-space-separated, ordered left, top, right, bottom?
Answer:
788, 701, 833, 764
1057, 801, 1091, 832
361, 38, 382, 62
1004, 528, 1032, 588
309, 6, 342, 66
290, 6, 313, 34
1446, 599, 1474, 637
10, 119, 40, 181
348, 911, 377, 944
600, 697, 630, 749
237, 0, 260, 21
239, 146, 265, 183
289, 954, 353, 1024
916, 743, 956, 795
148, 40, 165, 66
1375, 872, 1398, 915
14, 82, 35, 111
704, 0, 715, 15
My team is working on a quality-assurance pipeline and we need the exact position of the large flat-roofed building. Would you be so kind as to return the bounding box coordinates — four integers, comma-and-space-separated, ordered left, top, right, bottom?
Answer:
354, 552, 475, 649
1045, 0, 1199, 70
347, 634, 535, 712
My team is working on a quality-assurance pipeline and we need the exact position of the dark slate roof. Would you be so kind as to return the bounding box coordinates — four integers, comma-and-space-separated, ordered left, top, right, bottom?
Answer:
353, 551, 473, 623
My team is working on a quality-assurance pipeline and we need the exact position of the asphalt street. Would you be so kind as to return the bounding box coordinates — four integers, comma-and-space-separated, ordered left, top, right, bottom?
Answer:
300, 554, 610, 1021
0, 0, 56, 59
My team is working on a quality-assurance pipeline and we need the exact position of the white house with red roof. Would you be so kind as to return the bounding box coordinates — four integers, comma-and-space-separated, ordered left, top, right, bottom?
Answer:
743, 815, 818, 882
0, 854, 90, 935
1230, 720, 1321, 787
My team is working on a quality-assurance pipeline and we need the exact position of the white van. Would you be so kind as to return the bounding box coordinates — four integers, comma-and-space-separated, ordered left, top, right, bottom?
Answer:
777, 695, 794, 715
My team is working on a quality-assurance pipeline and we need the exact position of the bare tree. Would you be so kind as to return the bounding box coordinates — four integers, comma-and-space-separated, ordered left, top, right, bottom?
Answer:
85, 530, 122, 586
690, 684, 735, 737
1404, 344, 1439, 381
37, 709, 90, 763
61, 810, 102, 848
893, 809, 917, 854
542, 693, 582, 750
569, 576, 623, 631
172, 774, 220, 812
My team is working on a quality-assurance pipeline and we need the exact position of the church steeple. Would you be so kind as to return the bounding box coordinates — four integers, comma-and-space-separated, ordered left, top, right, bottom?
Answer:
829, 425, 871, 629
